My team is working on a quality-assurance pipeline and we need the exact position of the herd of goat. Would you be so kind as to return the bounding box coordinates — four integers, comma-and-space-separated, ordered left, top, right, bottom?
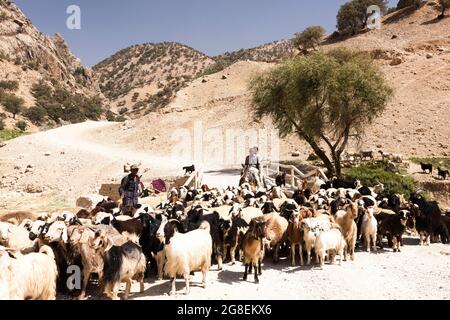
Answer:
0, 176, 449, 300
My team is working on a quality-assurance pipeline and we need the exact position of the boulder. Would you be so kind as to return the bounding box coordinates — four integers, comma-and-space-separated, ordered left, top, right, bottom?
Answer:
390, 57, 403, 66
76, 194, 106, 210
426, 53, 433, 59
292, 151, 301, 157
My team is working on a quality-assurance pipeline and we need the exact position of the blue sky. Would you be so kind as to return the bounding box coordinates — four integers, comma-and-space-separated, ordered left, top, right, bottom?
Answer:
13, 0, 398, 67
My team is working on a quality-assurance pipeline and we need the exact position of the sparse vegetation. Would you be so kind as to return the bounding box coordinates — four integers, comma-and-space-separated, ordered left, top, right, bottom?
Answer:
337, 0, 389, 35
250, 48, 393, 177
24, 106, 47, 125
0, 129, 27, 141
1, 93, 24, 119
292, 26, 326, 52
31, 81, 103, 124
15, 120, 27, 132
0, 80, 19, 91
344, 163, 417, 195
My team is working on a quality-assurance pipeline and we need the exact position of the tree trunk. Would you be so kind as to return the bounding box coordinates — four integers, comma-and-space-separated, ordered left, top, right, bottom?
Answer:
299, 132, 335, 178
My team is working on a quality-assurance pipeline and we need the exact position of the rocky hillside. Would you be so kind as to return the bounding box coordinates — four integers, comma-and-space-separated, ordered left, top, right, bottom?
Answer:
93, 42, 215, 116
111, 1, 449, 162
0, 0, 103, 131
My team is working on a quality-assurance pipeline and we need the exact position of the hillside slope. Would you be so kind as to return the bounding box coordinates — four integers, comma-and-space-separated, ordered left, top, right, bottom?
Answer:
0, 1, 102, 130
93, 42, 215, 116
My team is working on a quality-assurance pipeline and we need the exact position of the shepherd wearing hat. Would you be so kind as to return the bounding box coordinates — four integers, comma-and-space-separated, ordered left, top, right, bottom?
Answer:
119, 164, 144, 208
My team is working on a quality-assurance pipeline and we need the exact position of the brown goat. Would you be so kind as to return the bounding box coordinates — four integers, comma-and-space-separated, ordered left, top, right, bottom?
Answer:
287, 212, 303, 266
242, 220, 266, 284
335, 203, 358, 261
259, 212, 288, 263
67, 226, 104, 300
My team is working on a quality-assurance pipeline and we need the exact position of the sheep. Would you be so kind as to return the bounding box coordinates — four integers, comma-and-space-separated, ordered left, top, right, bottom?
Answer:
302, 216, 332, 265
0, 221, 38, 254
164, 220, 212, 295
242, 219, 266, 284
361, 208, 378, 252
286, 211, 303, 266
314, 228, 347, 269
335, 202, 358, 261
91, 231, 146, 300
0, 245, 57, 300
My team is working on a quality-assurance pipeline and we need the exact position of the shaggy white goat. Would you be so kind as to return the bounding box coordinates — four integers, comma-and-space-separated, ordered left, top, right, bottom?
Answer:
164, 220, 212, 295
0, 245, 57, 300
314, 228, 347, 269
361, 208, 378, 252
0, 221, 37, 253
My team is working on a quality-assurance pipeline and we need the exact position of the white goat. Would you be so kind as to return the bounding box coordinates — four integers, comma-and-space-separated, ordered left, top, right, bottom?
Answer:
0, 245, 57, 300
314, 228, 347, 269
164, 220, 212, 295
0, 221, 37, 253
361, 208, 378, 252
302, 217, 332, 265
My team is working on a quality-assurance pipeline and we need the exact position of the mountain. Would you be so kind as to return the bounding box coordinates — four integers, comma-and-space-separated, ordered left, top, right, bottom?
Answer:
0, 0, 103, 131
93, 42, 215, 116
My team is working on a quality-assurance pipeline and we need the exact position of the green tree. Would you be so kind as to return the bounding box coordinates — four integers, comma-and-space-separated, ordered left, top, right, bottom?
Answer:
1, 94, 24, 119
439, 0, 450, 18
24, 106, 47, 125
337, 0, 388, 35
292, 26, 326, 52
15, 120, 27, 132
249, 48, 393, 177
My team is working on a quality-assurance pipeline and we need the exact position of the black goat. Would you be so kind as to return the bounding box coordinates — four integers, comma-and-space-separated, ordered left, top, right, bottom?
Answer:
420, 162, 433, 174
437, 167, 449, 180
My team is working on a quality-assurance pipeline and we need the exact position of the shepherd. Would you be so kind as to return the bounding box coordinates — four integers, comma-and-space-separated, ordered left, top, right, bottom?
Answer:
241, 147, 266, 188
119, 164, 144, 208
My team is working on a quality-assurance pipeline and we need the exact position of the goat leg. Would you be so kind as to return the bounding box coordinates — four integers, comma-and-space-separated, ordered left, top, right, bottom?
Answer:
299, 244, 304, 266
184, 274, 190, 295
79, 269, 91, 300
243, 264, 248, 281
291, 244, 296, 266
169, 277, 176, 296
254, 262, 259, 284
258, 259, 262, 276
123, 279, 132, 300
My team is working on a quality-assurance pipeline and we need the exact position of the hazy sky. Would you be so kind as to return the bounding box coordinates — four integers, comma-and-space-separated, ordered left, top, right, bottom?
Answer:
13, 0, 398, 67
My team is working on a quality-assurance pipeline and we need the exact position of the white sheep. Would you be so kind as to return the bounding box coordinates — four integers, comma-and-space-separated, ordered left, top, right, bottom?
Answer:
0, 221, 37, 254
314, 228, 347, 269
0, 245, 57, 300
361, 208, 378, 252
164, 220, 212, 295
